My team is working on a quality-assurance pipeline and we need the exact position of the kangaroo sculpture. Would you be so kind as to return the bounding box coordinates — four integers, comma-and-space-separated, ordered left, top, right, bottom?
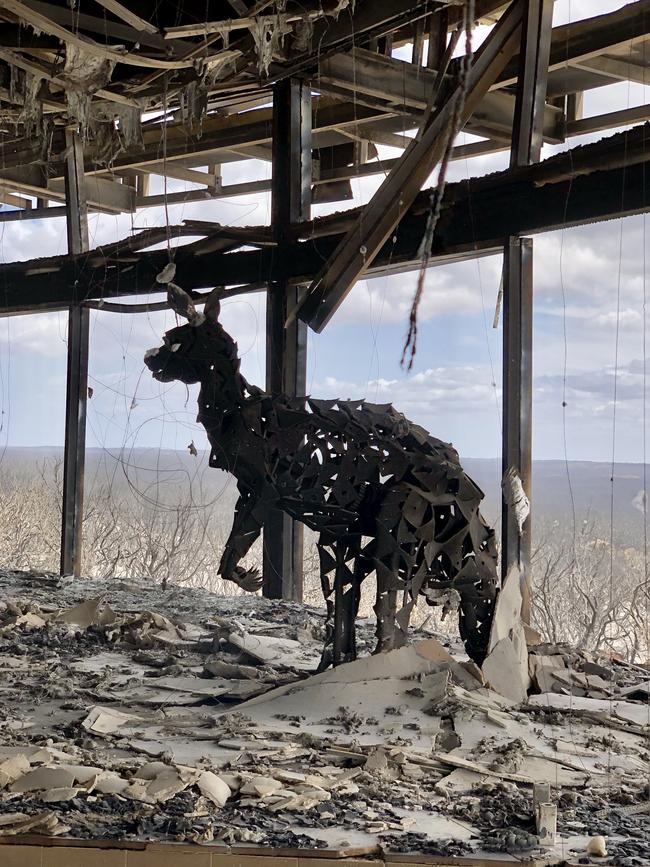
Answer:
144, 285, 499, 667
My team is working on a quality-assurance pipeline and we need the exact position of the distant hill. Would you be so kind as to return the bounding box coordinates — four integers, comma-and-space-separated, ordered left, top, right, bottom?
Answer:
0, 448, 646, 539
463, 458, 646, 535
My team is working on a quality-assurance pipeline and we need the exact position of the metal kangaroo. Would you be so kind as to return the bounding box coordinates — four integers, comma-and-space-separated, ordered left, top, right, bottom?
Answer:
145, 286, 499, 668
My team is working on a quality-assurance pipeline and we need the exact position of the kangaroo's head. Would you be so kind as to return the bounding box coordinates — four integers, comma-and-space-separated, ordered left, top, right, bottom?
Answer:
144, 285, 245, 402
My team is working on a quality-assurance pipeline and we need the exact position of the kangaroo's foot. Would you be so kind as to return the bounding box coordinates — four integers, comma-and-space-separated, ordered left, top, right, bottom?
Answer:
223, 565, 263, 592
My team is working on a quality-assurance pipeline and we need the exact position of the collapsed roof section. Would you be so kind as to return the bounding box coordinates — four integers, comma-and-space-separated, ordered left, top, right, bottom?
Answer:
0, 1, 648, 222
0, 0, 465, 214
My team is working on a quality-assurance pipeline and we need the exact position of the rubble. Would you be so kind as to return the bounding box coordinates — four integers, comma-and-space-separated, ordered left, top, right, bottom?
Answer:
0, 568, 648, 864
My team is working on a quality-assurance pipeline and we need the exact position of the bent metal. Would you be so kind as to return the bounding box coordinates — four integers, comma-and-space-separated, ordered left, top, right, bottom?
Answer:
145, 285, 498, 668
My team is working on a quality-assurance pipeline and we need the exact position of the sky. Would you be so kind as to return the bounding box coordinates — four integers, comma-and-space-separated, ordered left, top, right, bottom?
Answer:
1, 0, 650, 466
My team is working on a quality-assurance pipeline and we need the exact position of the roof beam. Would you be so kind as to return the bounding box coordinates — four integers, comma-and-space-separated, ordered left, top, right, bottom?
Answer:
297, 0, 525, 332
567, 102, 650, 136
2, 125, 650, 313
0, 165, 136, 212
317, 47, 564, 143
22, 0, 174, 51
572, 55, 650, 86
269, 0, 439, 81
0, 98, 389, 180
2, 0, 206, 68
47, 176, 136, 213
496, 0, 650, 88
94, 0, 158, 35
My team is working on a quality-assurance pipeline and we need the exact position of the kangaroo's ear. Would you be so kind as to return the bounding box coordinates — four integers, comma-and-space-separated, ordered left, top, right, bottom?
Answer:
167, 282, 205, 326
204, 286, 225, 323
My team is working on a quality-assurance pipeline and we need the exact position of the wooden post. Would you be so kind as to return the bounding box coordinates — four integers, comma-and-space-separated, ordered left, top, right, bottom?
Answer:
263, 78, 311, 601
60, 128, 90, 577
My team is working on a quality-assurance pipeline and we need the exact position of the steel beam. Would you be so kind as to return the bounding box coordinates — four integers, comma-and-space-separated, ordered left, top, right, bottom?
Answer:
501, 0, 553, 620
298, 0, 525, 332
3, 124, 650, 310
509, 0, 554, 167
60, 129, 90, 577
316, 47, 563, 143
262, 79, 311, 602
496, 0, 650, 88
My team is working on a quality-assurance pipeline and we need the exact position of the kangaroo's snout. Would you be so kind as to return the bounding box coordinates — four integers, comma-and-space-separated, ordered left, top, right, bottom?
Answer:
143, 324, 204, 384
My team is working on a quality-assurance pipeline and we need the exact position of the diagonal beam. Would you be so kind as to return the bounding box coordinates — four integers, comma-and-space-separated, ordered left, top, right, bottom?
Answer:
297, 0, 525, 333
94, 0, 158, 34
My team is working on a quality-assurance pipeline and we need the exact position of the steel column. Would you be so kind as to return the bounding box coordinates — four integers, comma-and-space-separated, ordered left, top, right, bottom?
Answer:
510, 0, 555, 168
60, 129, 90, 576
501, 238, 533, 615
263, 79, 311, 601
502, 0, 553, 618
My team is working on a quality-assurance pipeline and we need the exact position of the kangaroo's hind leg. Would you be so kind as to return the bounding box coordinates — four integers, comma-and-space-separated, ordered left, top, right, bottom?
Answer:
373, 484, 426, 652
316, 532, 370, 670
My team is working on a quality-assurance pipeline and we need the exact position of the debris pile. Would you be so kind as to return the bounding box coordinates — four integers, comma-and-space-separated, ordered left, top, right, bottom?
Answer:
0, 569, 648, 865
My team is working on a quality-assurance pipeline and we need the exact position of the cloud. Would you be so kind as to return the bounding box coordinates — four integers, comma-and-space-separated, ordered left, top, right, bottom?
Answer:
0, 312, 68, 358
314, 364, 500, 414
331, 255, 503, 327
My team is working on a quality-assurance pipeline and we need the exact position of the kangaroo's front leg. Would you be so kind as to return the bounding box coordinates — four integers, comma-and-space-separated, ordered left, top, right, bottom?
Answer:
219, 487, 268, 592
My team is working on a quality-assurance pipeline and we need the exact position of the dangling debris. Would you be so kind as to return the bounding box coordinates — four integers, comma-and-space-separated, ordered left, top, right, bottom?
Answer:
292, 16, 314, 54
115, 105, 143, 149
326, 0, 353, 19
17, 72, 43, 140
62, 45, 115, 138
502, 466, 530, 536
250, 16, 293, 76
180, 81, 208, 131
156, 263, 177, 284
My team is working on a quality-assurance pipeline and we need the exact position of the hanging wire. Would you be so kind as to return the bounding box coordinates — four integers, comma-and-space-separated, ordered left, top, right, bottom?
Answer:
401, 2, 473, 370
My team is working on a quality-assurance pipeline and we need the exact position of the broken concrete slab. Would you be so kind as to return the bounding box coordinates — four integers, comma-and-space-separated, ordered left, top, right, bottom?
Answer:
197, 770, 231, 806
54, 597, 116, 628
10, 766, 76, 793
482, 566, 531, 703
82, 706, 142, 735
482, 637, 528, 704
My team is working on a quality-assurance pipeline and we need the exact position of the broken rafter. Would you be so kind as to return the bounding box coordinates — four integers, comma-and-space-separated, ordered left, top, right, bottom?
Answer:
0, 47, 141, 110
297, 0, 525, 333
21, 0, 179, 53
164, 11, 323, 39
93, 0, 159, 35
2, 0, 227, 69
